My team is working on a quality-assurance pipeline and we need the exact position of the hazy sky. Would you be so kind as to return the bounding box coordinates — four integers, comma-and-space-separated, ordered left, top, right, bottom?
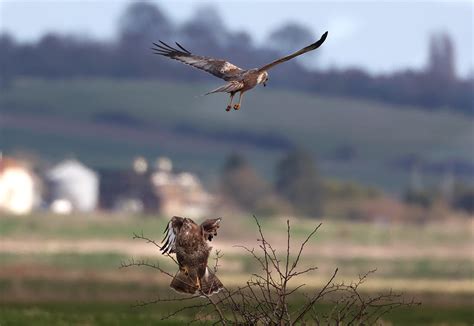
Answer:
1, 0, 472, 77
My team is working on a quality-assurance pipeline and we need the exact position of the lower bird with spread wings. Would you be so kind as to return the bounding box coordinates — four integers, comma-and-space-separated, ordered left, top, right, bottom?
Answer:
161, 216, 223, 295
152, 31, 328, 111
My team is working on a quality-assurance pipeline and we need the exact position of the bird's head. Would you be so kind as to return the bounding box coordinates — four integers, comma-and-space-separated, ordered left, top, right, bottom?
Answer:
258, 71, 269, 87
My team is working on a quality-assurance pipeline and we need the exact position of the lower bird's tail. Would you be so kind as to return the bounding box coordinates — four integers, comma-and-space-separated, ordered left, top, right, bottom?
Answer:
204, 81, 243, 95
170, 268, 224, 295
170, 270, 198, 294
200, 268, 224, 295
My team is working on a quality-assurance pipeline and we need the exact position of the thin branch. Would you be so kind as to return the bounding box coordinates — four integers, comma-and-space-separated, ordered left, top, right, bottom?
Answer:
289, 223, 322, 274
120, 258, 175, 278
133, 231, 179, 265
131, 294, 200, 308
292, 267, 339, 325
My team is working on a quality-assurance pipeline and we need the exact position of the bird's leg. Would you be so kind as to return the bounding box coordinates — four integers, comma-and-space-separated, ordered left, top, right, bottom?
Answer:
233, 92, 243, 110
196, 277, 202, 292
226, 93, 235, 112
181, 266, 189, 275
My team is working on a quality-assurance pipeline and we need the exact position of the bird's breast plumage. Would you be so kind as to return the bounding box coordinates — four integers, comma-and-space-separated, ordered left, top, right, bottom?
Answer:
175, 221, 211, 269
240, 70, 261, 91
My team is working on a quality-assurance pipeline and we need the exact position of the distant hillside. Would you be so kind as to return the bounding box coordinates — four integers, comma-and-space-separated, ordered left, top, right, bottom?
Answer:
1, 1, 473, 114
1, 78, 473, 192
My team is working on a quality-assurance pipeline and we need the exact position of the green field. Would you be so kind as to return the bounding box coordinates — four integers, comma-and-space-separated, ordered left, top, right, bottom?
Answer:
0, 214, 473, 324
1, 302, 472, 325
2, 78, 473, 191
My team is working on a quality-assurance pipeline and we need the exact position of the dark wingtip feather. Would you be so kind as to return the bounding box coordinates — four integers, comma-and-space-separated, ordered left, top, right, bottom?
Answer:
151, 47, 166, 54
153, 50, 169, 56
319, 31, 328, 43
162, 224, 170, 239
159, 40, 175, 50
152, 43, 173, 52
161, 237, 171, 253
310, 31, 329, 49
175, 42, 191, 54
152, 40, 192, 56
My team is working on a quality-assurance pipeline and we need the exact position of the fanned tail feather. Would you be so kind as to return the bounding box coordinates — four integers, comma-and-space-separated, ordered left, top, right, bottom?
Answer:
204, 81, 243, 95
170, 271, 199, 294
200, 268, 224, 295
170, 268, 223, 296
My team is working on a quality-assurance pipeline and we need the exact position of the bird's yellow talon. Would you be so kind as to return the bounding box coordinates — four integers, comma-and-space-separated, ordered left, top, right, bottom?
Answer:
233, 104, 240, 110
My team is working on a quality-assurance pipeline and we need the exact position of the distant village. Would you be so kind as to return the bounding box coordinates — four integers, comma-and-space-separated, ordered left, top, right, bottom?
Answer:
1, 151, 472, 220
0, 154, 214, 217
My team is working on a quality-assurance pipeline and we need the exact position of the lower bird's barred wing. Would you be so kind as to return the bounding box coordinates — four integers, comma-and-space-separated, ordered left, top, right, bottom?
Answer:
161, 216, 184, 254
200, 218, 221, 241
152, 41, 243, 81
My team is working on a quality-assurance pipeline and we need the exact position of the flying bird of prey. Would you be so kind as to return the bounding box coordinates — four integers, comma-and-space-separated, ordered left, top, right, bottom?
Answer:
152, 31, 328, 111
161, 216, 223, 295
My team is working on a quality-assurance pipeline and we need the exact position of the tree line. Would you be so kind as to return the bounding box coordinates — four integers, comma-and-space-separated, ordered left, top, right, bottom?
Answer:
221, 150, 474, 217
219, 150, 379, 217
0, 2, 472, 114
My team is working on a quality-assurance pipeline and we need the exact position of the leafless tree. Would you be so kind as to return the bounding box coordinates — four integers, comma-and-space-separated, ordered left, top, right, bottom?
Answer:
121, 217, 418, 325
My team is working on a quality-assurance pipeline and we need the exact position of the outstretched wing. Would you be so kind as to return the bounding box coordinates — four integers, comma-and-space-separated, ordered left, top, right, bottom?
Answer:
200, 218, 221, 241
152, 41, 243, 81
161, 216, 184, 254
257, 31, 328, 72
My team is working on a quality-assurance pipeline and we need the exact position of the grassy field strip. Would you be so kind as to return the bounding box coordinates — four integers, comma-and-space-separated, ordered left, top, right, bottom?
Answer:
1, 238, 472, 261
1, 268, 473, 298
219, 275, 474, 295
2, 215, 472, 246
0, 302, 472, 326
1, 251, 472, 281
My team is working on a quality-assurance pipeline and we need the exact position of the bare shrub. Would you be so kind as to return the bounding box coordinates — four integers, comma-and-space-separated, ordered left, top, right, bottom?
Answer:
121, 217, 418, 324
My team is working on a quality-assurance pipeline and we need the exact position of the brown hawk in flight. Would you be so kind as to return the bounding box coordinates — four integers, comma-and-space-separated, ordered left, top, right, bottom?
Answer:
161, 216, 223, 295
152, 31, 328, 111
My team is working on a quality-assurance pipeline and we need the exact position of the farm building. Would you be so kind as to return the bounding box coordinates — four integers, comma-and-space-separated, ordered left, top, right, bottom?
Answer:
151, 157, 214, 218
99, 157, 213, 217
46, 159, 99, 213
0, 156, 38, 215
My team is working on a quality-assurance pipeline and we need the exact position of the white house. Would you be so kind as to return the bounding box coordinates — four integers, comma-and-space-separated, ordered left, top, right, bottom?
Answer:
0, 156, 37, 215
47, 159, 99, 213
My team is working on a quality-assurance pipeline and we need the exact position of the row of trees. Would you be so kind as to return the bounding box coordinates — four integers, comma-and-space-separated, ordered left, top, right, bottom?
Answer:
0, 2, 472, 114
404, 184, 474, 214
219, 150, 378, 217
219, 150, 474, 217
220, 151, 323, 217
